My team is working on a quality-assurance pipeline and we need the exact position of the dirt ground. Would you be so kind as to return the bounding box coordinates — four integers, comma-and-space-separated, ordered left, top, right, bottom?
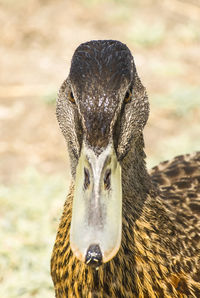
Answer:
0, 0, 199, 296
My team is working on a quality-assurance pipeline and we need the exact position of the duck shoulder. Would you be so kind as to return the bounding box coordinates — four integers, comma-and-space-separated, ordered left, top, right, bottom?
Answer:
150, 151, 200, 238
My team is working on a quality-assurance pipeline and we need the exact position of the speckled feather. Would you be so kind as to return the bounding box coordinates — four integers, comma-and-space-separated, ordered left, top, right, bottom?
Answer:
52, 40, 200, 297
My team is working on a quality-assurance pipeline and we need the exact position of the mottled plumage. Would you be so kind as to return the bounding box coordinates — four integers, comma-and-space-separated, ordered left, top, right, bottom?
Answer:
51, 40, 200, 297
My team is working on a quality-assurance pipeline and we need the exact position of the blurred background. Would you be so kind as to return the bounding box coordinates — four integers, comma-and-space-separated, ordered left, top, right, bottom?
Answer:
0, 0, 199, 296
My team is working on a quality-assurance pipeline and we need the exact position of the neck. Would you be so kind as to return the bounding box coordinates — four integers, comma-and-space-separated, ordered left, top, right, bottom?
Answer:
51, 136, 181, 297
121, 134, 156, 202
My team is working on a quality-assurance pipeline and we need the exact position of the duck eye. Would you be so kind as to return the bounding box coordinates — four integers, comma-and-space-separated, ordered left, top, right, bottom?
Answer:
69, 91, 75, 104
124, 90, 132, 103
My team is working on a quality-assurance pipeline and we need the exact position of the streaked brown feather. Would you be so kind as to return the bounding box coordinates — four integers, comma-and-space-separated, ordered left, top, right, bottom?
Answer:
51, 152, 200, 297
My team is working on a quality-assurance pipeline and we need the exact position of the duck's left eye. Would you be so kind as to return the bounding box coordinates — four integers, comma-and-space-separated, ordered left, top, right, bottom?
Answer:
69, 91, 75, 104
124, 89, 132, 103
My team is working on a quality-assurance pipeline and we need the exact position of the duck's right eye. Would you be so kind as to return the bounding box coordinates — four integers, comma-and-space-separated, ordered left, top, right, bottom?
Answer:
69, 91, 75, 104
124, 90, 132, 104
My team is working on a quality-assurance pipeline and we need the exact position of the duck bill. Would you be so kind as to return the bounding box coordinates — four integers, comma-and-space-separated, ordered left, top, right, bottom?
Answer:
70, 142, 122, 265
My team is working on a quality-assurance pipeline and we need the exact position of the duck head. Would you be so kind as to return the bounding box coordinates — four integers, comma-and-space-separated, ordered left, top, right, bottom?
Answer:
56, 40, 149, 267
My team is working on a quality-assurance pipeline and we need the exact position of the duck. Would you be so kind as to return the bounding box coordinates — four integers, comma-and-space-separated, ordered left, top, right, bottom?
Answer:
51, 40, 200, 297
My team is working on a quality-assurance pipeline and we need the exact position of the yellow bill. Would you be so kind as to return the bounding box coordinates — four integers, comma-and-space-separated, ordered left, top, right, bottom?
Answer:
70, 142, 122, 266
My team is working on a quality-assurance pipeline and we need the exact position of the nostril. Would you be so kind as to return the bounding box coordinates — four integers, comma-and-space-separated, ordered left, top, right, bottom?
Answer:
84, 167, 90, 190
85, 244, 102, 267
104, 169, 111, 190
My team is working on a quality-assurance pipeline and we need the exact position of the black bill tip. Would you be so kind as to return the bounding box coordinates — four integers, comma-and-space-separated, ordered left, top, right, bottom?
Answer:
85, 244, 102, 267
